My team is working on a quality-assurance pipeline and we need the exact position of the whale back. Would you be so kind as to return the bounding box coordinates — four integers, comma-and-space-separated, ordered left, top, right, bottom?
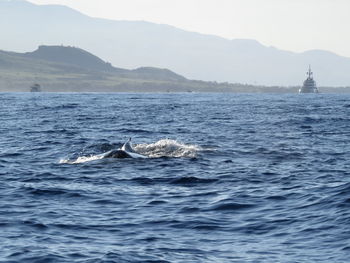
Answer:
104, 149, 132, 158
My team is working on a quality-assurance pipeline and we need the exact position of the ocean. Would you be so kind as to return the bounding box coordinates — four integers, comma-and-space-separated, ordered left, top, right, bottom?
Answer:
0, 92, 349, 263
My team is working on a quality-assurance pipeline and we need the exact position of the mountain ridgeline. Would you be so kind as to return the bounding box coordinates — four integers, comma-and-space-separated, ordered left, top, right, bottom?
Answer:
24, 45, 116, 73
21, 45, 185, 82
1, 0, 350, 87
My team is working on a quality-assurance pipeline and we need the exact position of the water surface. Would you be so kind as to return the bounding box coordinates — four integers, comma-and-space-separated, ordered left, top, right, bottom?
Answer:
1, 93, 349, 262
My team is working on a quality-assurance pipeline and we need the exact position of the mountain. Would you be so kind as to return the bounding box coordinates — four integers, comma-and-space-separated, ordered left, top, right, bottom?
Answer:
0, 45, 197, 92
1, 0, 350, 86
3, 45, 271, 92
1, 45, 186, 78
23, 45, 117, 72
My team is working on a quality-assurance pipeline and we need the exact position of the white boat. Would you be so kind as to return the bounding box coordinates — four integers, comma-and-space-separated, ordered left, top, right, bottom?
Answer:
299, 65, 318, 93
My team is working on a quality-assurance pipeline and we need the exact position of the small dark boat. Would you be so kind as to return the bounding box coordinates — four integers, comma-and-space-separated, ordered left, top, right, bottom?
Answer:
30, 83, 42, 92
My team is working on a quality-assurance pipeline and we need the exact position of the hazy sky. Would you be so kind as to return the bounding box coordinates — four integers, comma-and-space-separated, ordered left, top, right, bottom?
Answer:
27, 0, 350, 57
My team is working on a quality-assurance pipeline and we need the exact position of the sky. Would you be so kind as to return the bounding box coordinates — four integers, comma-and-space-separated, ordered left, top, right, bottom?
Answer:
27, 0, 350, 57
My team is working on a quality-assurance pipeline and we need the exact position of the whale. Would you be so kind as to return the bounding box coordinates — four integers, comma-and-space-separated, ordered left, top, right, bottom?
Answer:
103, 138, 147, 159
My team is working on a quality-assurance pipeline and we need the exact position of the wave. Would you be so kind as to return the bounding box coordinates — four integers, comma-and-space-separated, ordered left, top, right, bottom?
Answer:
59, 139, 201, 164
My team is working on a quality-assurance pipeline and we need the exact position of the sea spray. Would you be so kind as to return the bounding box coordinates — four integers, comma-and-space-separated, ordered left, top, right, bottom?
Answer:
135, 139, 201, 158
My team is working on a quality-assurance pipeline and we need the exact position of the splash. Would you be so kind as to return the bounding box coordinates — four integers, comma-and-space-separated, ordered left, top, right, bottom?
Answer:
59, 139, 201, 164
134, 139, 201, 158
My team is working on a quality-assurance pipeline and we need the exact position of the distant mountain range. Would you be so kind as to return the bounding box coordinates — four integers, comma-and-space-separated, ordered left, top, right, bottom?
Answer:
1, 0, 350, 87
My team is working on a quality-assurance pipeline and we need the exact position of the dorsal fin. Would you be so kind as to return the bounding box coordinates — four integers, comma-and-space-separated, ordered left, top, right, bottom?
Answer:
121, 137, 135, 153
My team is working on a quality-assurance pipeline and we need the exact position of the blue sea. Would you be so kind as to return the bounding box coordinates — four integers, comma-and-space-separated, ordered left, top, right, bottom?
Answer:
1, 92, 350, 263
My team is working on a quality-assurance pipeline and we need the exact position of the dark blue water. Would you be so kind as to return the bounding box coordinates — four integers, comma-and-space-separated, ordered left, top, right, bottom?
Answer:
1, 92, 350, 263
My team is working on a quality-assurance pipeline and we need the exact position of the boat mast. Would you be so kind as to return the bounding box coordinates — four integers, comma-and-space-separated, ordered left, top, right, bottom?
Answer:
307, 65, 313, 79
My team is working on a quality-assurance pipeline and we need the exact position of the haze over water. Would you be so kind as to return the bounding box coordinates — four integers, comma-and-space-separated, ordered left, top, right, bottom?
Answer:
1, 93, 349, 262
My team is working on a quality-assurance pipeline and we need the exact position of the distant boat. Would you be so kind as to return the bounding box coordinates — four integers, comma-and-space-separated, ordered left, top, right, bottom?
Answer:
299, 66, 318, 93
30, 83, 42, 92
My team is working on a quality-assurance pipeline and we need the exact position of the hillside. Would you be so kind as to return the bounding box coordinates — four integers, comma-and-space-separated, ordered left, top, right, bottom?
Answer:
0, 45, 195, 92
1, 0, 350, 86
23, 45, 118, 72
0, 45, 249, 92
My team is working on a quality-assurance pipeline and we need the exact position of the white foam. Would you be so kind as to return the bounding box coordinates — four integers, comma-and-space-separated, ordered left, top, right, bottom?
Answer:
59, 154, 105, 164
134, 139, 201, 158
